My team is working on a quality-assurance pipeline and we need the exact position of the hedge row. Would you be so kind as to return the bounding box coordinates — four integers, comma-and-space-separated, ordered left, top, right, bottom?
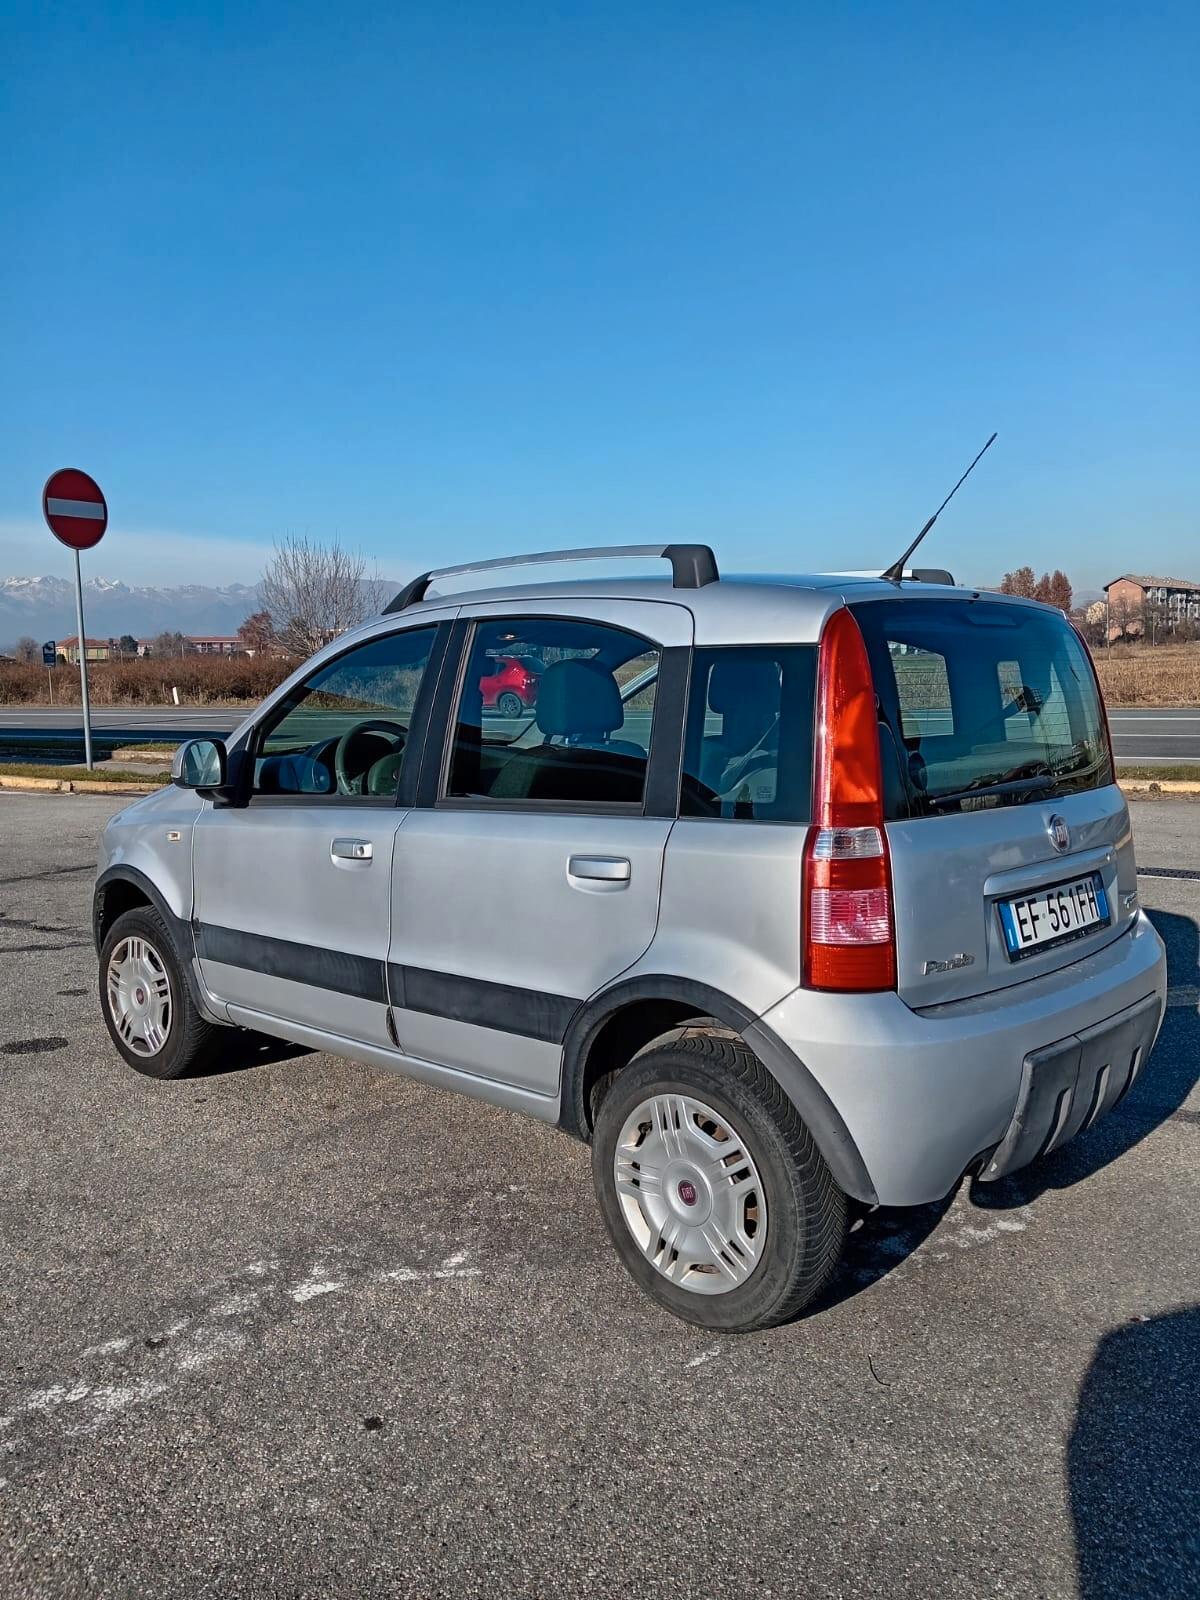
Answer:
0, 654, 295, 706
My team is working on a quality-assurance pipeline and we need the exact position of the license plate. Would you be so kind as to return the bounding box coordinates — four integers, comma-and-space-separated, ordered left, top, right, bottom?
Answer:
998, 872, 1110, 959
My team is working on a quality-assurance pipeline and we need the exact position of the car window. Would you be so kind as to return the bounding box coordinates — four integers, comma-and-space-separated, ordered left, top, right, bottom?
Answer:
680, 646, 816, 822
852, 599, 1112, 817
253, 626, 437, 798
446, 617, 659, 806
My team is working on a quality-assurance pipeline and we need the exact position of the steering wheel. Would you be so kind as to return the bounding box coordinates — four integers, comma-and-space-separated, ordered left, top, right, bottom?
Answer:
333, 718, 407, 795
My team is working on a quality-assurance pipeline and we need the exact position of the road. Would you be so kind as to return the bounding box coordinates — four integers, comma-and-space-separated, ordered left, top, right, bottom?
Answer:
2, 704, 1199, 763
0, 791, 1197, 1598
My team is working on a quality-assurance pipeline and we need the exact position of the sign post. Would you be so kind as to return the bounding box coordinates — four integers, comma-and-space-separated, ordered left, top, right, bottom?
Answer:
41, 469, 108, 770
42, 640, 56, 705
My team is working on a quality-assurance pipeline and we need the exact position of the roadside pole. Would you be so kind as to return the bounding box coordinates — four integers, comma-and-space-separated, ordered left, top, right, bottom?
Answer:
71, 550, 94, 768
41, 468, 108, 773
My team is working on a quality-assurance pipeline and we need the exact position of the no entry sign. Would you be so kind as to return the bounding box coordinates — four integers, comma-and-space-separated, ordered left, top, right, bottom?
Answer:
42, 467, 108, 550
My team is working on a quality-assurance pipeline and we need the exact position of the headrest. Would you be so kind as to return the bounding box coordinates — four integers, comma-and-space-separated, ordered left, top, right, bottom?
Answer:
536, 658, 623, 739
707, 657, 781, 716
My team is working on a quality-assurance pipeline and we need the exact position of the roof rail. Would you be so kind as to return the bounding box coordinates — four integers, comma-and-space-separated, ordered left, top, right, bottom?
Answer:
383, 543, 719, 614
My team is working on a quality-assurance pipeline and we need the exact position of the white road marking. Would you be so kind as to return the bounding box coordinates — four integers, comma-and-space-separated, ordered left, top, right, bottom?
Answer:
0, 1246, 484, 1488
290, 1273, 346, 1303
81, 1337, 132, 1358
685, 1346, 722, 1370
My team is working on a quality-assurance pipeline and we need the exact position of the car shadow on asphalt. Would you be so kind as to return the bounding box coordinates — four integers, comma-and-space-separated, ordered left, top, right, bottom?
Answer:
186, 1031, 314, 1077
970, 908, 1199, 1211
818, 1194, 958, 1308
1069, 1305, 1200, 1597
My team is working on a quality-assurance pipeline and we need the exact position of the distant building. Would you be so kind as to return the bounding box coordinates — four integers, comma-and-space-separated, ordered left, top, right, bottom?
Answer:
58, 636, 113, 664
134, 635, 246, 657
187, 635, 243, 655
1103, 574, 1200, 640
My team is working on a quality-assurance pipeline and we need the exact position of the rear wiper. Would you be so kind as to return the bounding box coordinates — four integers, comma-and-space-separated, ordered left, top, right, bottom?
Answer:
927, 769, 1055, 811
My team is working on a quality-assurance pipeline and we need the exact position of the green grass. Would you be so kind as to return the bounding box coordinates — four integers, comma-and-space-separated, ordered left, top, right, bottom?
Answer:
0, 763, 168, 785
1116, 762, 1200, 783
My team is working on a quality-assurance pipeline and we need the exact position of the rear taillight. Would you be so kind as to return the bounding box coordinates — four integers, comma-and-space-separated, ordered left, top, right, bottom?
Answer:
803, 607, 896, 992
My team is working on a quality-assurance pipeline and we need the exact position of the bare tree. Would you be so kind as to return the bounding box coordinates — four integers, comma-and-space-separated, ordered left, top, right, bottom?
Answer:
237, 610, 276, 654
1045, 569, 1073, 613
1108, 593, 1140, 643
1001, 566, 1037, 598
259, 536, 387, 658
14, 636, 40, 665
147, 631, 195, 659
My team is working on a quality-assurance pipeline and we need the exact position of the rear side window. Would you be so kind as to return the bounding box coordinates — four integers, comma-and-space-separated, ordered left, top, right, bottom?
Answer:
681, 646, 815, 821
852, 599, 1113, 818
446, 617, 659, 807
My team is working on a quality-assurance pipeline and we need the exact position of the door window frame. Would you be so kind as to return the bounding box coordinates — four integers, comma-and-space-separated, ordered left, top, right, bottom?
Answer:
229, 619, 456, 810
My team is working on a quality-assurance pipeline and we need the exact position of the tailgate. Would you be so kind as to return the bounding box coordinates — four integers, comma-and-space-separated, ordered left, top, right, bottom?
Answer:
887, 787, 1138, 1005
850, 593, 1132, 1007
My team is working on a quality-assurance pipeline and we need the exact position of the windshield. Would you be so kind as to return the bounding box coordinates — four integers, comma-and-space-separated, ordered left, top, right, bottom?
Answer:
851, 598, 1113, 818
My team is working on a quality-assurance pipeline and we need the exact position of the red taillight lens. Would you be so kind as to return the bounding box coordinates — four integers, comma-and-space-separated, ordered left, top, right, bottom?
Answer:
803, 608, 896, 992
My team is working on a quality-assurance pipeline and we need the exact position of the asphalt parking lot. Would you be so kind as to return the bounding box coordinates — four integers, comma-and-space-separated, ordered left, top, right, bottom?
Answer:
1, 794, 1197, 1599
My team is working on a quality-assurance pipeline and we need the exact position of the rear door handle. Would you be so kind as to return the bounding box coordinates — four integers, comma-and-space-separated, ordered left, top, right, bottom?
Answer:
331, 837, 373, 861
567, 855, 631, 888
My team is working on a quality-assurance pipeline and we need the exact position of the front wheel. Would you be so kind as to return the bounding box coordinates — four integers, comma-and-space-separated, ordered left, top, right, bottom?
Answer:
99, 905, 221, 1079
592, 1027, 846, 1332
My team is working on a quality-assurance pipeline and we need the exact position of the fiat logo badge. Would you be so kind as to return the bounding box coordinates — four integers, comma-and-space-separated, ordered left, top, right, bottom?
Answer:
1048, 815, 1070, 853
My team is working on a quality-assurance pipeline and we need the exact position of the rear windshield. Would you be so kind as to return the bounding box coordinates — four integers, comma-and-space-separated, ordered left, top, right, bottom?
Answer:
851, 598, 1113, 818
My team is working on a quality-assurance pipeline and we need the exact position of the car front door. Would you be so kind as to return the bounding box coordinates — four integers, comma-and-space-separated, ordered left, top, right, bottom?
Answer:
192, 620, 448, 1048
387, 599, 692, 1098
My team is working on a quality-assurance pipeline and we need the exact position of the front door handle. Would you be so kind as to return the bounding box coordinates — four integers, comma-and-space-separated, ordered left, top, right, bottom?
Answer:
567, 855, 631, 887
331, 837, 373, 861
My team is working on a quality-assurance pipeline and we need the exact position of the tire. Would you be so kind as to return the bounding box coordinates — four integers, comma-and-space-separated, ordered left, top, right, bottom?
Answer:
592, 1026, 847, 1332
99, 904, 221, 1080
497, 691, 524, 718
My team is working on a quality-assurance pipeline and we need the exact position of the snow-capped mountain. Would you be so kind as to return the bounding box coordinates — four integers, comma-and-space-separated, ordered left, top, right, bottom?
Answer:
0, 575, 259, 645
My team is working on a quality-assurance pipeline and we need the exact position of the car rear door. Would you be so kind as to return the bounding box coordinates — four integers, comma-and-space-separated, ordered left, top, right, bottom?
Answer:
852, 595, 1137, 1008
386, 598, 692, 1096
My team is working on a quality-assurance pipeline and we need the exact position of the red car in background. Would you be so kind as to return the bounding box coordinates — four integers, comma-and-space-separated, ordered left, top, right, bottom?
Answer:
479, 654, 542, 717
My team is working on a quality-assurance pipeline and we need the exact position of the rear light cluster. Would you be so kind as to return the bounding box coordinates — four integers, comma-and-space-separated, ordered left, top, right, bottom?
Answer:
803, 607, 897, 992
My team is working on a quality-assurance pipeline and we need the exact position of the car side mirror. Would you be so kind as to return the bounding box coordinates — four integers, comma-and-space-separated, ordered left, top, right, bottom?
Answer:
171, 737, 228, 791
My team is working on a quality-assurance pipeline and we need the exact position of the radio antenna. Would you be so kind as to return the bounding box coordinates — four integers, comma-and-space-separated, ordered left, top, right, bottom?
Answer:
881, 431, 997, 582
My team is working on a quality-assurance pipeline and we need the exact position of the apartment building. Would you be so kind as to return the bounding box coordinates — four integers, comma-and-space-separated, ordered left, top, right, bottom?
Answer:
1103, 573, 1200, 640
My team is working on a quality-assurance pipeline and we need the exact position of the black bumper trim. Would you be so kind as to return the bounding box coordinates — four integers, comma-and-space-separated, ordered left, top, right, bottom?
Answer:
979, 992, 1163, 1182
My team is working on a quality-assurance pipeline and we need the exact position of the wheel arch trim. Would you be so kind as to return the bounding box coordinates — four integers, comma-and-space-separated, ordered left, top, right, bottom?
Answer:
93, 866, 224, 1025
559, 974, 877, 1205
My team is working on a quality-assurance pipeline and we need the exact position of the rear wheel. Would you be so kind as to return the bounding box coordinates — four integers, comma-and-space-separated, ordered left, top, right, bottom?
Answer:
497, 691, 524, 718
592, 1027, 846, 1331
99, 905, 220, 1079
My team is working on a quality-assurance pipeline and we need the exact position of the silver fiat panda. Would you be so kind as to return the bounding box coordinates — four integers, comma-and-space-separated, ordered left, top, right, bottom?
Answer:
94, 545, 1167, 1331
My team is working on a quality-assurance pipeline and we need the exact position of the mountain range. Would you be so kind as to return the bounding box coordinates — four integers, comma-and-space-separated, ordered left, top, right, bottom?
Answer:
1, 575, 260, 646
2, 570, 1107, 650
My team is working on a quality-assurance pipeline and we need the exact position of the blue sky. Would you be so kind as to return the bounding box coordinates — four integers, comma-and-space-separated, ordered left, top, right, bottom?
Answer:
2, 1, 1196, 593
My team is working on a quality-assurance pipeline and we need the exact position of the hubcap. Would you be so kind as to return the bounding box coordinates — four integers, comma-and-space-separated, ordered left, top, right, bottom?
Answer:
613, 1093, 767, 1295
106, 936, 172, 1057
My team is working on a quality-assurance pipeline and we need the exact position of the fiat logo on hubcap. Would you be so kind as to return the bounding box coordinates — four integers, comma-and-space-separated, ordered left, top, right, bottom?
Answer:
678, 1180, 698, 1206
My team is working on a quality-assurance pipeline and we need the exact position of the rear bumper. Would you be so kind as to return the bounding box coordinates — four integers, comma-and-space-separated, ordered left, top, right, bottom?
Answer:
760, 910, 1167, 1206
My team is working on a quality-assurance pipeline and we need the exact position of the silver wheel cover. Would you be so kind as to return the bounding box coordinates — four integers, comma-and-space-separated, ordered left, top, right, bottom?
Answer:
613, 1093, 767, 1295
106, 936, 172, 1057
